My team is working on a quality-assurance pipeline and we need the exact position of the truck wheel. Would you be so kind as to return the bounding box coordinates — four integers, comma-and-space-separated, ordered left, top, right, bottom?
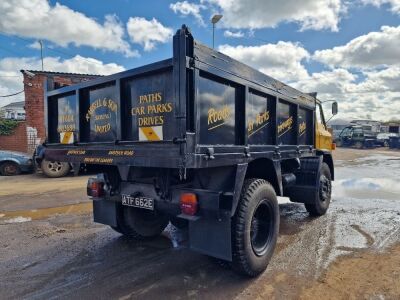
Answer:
305, 163, 332, 216
113, 206, 169, 239
232, 179, 279, 277
355, 141, 364, 149
41, 159, 71, 178
0, 162, 21, 176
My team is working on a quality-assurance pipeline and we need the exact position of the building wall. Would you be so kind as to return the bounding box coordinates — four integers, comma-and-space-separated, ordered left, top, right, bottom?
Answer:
0, 122, 28, 153
21, 72, 97, 153
0, 73, 97, 154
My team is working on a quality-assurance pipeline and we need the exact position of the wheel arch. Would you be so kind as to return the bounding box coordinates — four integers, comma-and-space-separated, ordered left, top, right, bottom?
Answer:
316, 150, 334, 180
0, 159, 20, 166
230, 158, 282, 218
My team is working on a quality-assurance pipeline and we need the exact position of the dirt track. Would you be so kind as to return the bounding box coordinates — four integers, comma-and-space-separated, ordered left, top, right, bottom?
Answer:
0, 148, 400, 299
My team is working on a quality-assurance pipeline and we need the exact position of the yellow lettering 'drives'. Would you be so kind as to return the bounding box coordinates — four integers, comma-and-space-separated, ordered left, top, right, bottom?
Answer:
278, 116, 294, 135
299, 121, 307, 136
131, 92, 174, 127
208, 105, 232, 130
248, 111, 270, 135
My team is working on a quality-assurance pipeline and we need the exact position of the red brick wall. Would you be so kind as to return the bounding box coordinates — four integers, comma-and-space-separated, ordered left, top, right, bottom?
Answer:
0, 121, 28, 153
22, 72, 98, 153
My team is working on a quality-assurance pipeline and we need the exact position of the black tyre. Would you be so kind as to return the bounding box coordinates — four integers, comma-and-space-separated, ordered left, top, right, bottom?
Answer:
354, 141, 364, 149
305, 163, 332, 216
112, 206, 169, 239
170, 217, 188, 229
41, 159, 71, 178
232, 179, 279, 277
0, 161, 21, 176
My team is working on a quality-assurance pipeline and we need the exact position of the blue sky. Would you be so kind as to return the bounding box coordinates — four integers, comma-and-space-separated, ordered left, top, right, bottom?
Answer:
1, 0, 400, 120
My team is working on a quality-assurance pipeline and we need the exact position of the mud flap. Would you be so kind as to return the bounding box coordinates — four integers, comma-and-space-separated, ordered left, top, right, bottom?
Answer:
93, 199, 117, 227
285, 156, 322, 204
189, 216, 232, 261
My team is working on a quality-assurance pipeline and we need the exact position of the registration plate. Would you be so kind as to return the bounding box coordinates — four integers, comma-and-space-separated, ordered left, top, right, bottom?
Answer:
121, 194, 154, 210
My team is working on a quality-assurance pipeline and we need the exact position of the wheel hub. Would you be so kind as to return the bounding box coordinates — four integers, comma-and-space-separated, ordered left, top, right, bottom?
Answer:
250, 201, 274, 256
5, 164, 17, 174
319, 175, 331, 202
48, 161, 62, 172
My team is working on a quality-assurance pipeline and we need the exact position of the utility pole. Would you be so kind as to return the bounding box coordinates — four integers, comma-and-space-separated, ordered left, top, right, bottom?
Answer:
39, 40, 44, 71
211, 15, 223, 49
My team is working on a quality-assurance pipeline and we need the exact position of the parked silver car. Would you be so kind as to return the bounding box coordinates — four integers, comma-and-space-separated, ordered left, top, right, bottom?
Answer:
0, 150, 34, 176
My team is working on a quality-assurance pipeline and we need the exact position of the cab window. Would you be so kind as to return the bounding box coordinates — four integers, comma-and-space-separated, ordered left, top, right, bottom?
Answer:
340, 127, 351, 137
353, 128, 363, 138
316, 103, 326, 129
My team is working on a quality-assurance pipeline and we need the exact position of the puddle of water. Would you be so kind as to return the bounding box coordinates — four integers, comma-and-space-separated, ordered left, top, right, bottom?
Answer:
4, 216, 32, 223
334, 177, 400, 200
0, 202, 92, 223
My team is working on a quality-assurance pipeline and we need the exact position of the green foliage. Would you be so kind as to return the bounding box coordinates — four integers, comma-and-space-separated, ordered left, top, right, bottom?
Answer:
0, 119, 19, 136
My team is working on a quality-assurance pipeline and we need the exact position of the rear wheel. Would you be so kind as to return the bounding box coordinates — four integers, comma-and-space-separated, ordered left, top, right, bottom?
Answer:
112, 206, 169, 239
0, 161, 21, 176
41, 159, 71, 178
305, 163, 332, 216
232, 179, 279, 277
354, 141, 364, 149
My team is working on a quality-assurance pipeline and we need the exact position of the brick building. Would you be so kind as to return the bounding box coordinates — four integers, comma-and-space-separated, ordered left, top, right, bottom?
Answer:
0, 71, 99, 153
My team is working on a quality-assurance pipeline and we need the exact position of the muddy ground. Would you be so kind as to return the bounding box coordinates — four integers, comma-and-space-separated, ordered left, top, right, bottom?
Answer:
0, 148, 400, 299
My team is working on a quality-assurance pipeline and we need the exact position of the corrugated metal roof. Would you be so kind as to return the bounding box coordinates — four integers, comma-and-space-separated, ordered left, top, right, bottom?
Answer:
20, 70, 102, 77
1, 101, 25, 108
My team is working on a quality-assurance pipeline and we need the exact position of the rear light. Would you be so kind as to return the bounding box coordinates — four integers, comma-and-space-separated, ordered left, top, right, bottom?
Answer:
87, 178, 104, 197
180, 193, 198, 216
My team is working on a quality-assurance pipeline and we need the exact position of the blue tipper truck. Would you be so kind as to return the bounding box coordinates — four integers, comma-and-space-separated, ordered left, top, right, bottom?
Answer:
43, 25, 336, 277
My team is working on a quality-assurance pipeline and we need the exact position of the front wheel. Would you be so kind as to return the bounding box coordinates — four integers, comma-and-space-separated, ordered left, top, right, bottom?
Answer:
232, 179, 279, 277
305, 162, 332, 216
0, 162, 21, 176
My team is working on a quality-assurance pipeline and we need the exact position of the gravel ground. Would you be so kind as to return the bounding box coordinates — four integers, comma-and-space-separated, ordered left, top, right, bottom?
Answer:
0, 148, 399, 299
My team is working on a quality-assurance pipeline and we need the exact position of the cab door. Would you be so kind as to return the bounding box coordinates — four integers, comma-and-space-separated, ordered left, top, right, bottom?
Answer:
315, 103, 333, 150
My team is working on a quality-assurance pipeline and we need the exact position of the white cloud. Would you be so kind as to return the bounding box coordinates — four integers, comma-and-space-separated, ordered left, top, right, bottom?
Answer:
292, 68, 400, 121
361, 0, 400, 13
170, 1, 206, 25
0, 0, 136, 57
224, 30, 244, 38
218, 42, 310, 81
313, 25, 400, 69
28, 41, 41, 50
202, 0, 345, 31
0, 56, 125, 107
126, 17, 173, 51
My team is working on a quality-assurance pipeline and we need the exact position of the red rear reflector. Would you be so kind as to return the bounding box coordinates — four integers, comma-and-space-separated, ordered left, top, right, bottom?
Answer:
180, 193, 198, 216
89, 181, 104, 197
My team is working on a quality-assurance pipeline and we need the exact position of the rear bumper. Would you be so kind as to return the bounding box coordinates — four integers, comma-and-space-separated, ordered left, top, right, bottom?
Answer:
93, 182, 233, 261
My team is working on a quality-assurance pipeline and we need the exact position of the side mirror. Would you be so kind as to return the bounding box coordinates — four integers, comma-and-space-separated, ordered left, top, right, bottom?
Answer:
332, 101, 338, 115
